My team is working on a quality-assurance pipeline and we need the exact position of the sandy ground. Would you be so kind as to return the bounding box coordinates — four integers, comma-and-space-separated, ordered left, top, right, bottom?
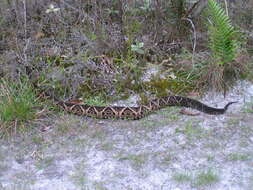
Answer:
0, 81, 253, 190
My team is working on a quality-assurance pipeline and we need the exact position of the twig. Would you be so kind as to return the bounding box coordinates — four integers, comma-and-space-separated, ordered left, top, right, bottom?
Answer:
181, 18, 197, 64
224, 0, 229, 16
23, 0, 27, 40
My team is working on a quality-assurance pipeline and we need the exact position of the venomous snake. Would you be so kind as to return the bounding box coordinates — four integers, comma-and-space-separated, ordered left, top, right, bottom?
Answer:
54, 95, 236, 119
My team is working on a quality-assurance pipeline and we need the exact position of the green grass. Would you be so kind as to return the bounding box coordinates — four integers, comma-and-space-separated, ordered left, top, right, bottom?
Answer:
173, 172, 192, 183
227, 153, 251, 161
193, 169, 219, 187
175, 120, 206, 141
0, 79, 39, 137
84, 94, 107, 106
71, 163, 88, 187
35, 156, 55, 170
117, 153, 147, 170
173, 169, 219, 187
242, 97, 253, 113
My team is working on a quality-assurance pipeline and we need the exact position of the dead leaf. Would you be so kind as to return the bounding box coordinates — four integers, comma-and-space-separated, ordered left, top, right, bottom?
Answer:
41, 125, 53, 132
188, 91, 199, 97
180, 108, 200, 116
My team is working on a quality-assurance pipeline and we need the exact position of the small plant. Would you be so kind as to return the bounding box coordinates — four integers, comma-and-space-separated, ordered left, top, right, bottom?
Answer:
0, 78, 39, 137
131, 41, 144, 54
140, 0, 152, 11
84, 95, 107, 106
45, 4, 60, 14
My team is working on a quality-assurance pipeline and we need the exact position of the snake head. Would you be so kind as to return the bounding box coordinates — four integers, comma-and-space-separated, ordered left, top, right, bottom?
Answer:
224, 101, 238, 111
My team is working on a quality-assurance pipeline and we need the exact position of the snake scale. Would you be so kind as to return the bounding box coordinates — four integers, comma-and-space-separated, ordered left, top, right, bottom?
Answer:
55, 96, 236, 119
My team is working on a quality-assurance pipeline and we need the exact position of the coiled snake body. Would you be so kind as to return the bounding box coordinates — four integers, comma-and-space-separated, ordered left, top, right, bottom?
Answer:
55, 96, 236, 119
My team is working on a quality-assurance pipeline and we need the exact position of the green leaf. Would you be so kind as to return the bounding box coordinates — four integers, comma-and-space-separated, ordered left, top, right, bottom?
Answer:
207, 0, 237, 64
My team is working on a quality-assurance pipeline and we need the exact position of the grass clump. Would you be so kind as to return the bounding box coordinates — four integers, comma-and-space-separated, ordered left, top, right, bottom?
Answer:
227, 153, 251, 161
193, 169, 219, 187
173, 172, 192, 183
0, 79, 39, 137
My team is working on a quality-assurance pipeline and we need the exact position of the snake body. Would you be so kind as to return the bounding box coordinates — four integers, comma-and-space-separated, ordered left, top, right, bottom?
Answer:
55, 96, 236, 119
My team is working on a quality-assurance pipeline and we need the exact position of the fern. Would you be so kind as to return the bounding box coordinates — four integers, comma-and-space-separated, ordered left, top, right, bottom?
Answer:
207, 0, 237, 64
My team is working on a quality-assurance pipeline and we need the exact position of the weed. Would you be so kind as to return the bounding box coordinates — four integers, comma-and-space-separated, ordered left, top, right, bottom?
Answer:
131, 41, 145, 55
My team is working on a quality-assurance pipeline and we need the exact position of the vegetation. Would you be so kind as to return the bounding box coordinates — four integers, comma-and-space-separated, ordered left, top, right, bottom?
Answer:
0, 79, 40, 137
193, 169, 219, 187
0, 0, 252, 135
207, 0, 237, 65
173, 172, 192, 183
172, 169, 220, 187
173, 0, 252, 93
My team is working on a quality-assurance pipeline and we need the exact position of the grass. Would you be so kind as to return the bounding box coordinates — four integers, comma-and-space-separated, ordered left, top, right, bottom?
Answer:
31, 136, 44, 145
100, 142, 114, 151
227, 153, 251, 161
0, 183, 33, 190
35, 156, 55, 170
175, 120, 206, 141
0, 78, 40, 137
71, 163, 88, 187
242, 97, 253, 113
93, 181, 108, 190
173, 172, 192, 183
117, 153, 147, 170
172, 169, 219, 187
193, 169, 219, 187
84, 94, 108, 106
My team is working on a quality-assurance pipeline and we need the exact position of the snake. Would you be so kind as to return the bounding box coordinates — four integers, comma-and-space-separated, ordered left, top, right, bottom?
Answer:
54, 95, 236, 119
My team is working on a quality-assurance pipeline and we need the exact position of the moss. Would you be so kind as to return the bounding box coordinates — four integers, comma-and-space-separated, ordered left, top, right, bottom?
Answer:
144, 75, 194, 98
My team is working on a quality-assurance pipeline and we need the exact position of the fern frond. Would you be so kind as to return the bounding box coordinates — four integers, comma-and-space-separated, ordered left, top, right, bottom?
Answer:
207, 0, 237, 64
